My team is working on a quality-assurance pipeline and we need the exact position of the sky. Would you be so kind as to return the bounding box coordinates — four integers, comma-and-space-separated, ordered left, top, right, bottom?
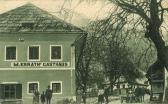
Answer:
0, 0, 113, 21
0, 0, 168, 20
0, 0, 115, 27
0, 0, 167, 29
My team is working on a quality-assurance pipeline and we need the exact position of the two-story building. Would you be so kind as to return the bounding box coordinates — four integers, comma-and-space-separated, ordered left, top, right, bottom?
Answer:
0, 3, 86, 104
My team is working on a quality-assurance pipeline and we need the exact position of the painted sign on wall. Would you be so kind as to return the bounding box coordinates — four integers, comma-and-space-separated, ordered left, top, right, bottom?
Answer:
11, 62, 70, 67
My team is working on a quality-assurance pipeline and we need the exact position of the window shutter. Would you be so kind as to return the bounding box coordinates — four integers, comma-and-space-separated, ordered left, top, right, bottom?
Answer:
16, 84, 22, 99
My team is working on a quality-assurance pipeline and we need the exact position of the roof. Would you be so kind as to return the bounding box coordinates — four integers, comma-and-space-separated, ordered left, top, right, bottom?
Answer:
0, 3, 84, 33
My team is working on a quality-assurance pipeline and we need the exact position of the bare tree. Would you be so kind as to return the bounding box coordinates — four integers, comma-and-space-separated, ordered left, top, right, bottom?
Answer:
75, 0, 168, 101
104, 0, 168, 101
61, 0, 168, 102
109, 0, 168, 70
89, 18, 145, 89
75, 33, 98, 104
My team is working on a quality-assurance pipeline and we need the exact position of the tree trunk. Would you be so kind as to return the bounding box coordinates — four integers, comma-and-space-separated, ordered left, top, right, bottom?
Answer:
146, 0, 168, 102
147, 18, 167, 102
82, 86, 87, 104
149, 0, 166, 65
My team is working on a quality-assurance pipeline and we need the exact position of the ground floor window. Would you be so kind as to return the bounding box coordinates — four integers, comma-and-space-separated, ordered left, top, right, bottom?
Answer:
27, 82, 39, 94
50, 81, 62, 94
0, 84, 22, 99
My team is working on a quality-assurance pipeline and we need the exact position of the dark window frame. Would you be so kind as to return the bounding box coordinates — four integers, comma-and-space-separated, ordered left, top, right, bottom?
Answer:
5, 46, 17, 61
0, 84, 22, 99
28, 46, 40, 61
50, 45, 62, 61
51, 81, 62, 94
28, 82, 39, 94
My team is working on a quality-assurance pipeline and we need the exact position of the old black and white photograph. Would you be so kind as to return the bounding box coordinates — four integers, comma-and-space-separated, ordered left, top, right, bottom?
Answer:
0, 0, 168, 104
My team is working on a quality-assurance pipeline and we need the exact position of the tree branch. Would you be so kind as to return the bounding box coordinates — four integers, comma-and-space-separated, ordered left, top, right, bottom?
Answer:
113, 0, 150, 23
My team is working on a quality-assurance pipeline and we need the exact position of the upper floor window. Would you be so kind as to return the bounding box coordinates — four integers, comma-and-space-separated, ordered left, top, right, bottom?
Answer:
5, 46, 17, 61
28, 46, 40, 61
50, 45, 62, 61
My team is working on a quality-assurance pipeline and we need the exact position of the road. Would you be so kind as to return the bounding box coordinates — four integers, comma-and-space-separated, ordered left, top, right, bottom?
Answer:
85, 95, 151, 104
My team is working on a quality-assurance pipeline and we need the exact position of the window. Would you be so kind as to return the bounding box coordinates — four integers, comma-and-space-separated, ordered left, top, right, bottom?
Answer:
21, 22, 34, 30
50, 81, 62, 94
0, 84, 22, 99
50, 45, 62, 61
123, 84, 125, 88
117, 84, 120, 89
28, 46, 40, 60
27, 82, 39, 94
5, 46, 16, 60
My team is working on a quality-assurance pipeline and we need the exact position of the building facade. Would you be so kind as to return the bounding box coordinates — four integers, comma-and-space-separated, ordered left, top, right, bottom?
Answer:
0, 3, 86, 104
